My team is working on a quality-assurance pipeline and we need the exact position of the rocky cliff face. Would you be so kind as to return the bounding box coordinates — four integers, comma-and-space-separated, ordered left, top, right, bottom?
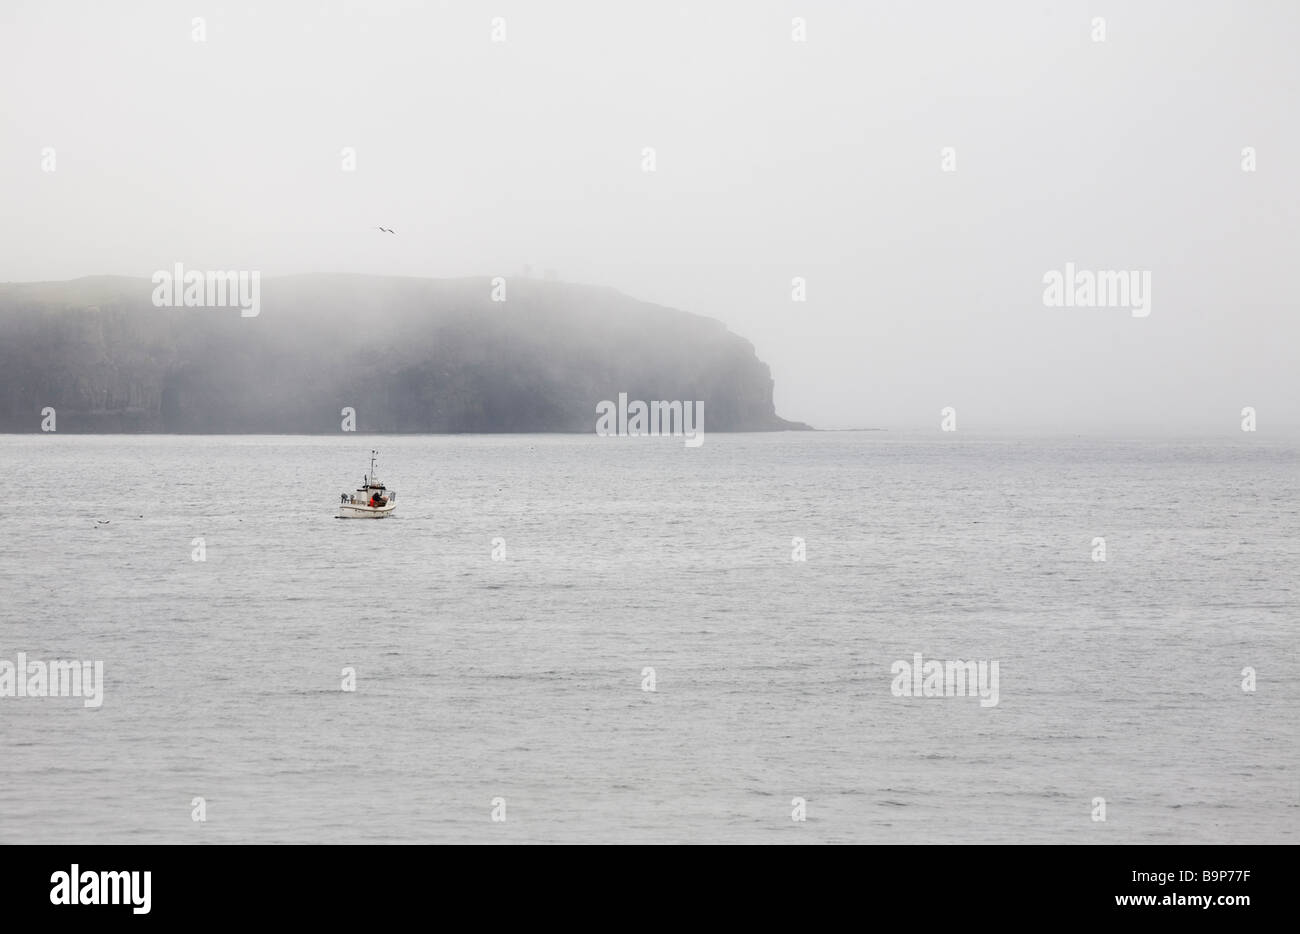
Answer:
0, 274, 810, 433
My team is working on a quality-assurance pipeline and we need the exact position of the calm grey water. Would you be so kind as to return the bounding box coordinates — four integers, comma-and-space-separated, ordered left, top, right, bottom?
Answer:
0, 433, 1296, 844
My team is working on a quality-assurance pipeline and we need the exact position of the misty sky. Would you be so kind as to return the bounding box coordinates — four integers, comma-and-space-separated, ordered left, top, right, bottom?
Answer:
2, 0, 1297, 433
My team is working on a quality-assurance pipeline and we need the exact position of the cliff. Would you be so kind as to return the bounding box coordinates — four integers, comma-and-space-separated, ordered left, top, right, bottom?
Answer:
0, 274, 810, 433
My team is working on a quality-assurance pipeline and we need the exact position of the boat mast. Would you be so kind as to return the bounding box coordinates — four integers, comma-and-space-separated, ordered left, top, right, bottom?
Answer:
370, 449, 378, 486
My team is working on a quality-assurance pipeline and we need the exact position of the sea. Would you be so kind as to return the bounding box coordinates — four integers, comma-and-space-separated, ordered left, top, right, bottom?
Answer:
0, 432, 1296, 843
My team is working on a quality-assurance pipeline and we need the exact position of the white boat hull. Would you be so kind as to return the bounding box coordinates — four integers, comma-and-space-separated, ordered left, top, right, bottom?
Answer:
336, 502, 396, 519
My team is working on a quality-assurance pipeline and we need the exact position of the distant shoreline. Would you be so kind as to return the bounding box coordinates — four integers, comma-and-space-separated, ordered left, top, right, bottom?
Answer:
0, 428, 822, 436
0, 274, 808, 434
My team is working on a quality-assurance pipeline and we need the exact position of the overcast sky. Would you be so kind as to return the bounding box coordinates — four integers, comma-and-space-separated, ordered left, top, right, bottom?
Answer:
2, 0, 1297, 433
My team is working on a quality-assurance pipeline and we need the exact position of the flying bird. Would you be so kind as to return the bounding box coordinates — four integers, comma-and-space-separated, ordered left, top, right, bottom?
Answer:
375, 226, 396, 234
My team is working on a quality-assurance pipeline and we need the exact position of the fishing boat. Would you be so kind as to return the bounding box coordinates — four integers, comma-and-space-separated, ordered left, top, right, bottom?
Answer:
337, 450, 397, 519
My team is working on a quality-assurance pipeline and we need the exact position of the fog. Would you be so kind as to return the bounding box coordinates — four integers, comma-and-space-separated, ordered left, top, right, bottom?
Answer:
2, 0, 1297, 433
